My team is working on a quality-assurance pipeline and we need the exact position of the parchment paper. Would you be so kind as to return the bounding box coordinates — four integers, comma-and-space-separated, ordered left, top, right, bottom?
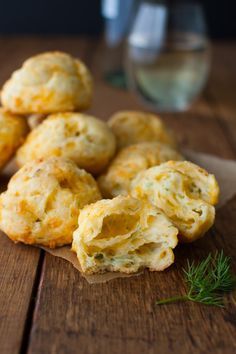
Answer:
42, 150, 236, 283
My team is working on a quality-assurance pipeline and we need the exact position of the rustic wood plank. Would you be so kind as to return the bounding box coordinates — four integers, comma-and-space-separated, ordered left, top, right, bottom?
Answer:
0, 36, 91, 354
206, 43, 236, 153
0, 160, 42, 354
0, 40, 43, 354
0, 235, 42, 354
27, 133, 236, 354
27, 207, 236, 354
26, 38, 236, 354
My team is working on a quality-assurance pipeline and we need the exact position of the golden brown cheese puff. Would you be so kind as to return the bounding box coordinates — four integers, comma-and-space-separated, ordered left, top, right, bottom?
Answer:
16, 113, 116, 175
130, 161, 220, 243
0, 157, 101, 248
72, 195, 178, 274
108, 110, 176, 150
98, 142, 183, 198
0, 108, 29, 170
1, 52, 92, 114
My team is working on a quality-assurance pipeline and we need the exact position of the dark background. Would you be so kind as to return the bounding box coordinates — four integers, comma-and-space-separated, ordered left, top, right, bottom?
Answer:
0, 0, 235, 39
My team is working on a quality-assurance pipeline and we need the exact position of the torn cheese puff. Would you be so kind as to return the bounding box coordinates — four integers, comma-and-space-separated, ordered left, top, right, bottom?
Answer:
16, 113, 116, 175
98, 142, 183, 198
72, 195, 178, 274
108, 110, 176, 150
0, 108, 29, 170
1, 51, 92, 114
0, 157, 101, 248
130, 161, 219, 243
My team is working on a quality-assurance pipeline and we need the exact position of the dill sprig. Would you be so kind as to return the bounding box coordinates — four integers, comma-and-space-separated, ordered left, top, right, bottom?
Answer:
157, 251, 236, 307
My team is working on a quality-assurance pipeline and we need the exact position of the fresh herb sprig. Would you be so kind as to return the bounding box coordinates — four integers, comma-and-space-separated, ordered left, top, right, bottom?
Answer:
157, 251, 236, 307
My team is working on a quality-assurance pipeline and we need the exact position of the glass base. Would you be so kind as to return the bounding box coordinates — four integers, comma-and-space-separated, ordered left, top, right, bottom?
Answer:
139, 99, 192, 113
135, 90, 193, 113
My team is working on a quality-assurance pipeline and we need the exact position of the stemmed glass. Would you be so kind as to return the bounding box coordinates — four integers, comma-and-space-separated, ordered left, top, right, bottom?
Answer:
125, 0, 210, 112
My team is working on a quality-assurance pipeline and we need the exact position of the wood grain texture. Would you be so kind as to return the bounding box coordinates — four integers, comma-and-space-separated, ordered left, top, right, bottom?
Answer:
0, 37, 90, 354
27, 218, 236, 354
0, 159, 42, 354
0, 233, 42, 354
27, 39, 236, 354
206, 43, 236, 154
0, 37, 235, 354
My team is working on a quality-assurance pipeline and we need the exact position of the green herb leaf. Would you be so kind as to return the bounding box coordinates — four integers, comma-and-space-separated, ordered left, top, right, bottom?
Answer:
156, 251, 236, 307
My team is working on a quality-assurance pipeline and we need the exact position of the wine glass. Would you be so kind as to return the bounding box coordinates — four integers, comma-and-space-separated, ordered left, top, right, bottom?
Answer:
125, 0, 210, 112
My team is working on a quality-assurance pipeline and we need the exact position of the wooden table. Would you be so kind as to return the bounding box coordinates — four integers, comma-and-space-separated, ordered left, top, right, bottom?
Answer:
0, 37, 236, 354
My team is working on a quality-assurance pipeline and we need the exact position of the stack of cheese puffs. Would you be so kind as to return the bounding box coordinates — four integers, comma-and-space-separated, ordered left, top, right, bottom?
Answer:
0, 52, 219, 275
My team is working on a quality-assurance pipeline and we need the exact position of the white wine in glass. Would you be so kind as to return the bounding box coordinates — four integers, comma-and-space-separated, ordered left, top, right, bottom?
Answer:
125, 1, 210, 112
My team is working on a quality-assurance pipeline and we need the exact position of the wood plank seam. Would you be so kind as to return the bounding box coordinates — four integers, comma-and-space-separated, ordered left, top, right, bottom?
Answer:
19, 251, 45, 354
